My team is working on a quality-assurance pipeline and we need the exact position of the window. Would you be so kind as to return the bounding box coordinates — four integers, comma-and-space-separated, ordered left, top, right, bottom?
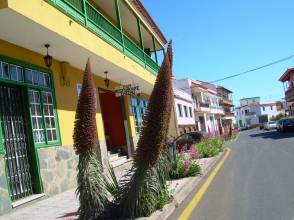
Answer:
177, 104, 182, 117
263, 106, 265, 111
184, 106, 188, 117
270, 106, 273, 110
131, 97, 148, 134
29, 90, 58, 144
189, 107, 193, 117
0, 62, 23, 82
29, 91, 45, 143
42, 92, 57, 141
0, 56, 60, 147
25, 69, 50, 88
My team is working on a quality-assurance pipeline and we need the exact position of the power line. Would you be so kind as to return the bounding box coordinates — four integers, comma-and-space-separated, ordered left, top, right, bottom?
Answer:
209, 54, 294, 83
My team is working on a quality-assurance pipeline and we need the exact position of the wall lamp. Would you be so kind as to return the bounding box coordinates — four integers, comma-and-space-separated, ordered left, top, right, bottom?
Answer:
44, 44, 53, 68
104, 71, 110, 88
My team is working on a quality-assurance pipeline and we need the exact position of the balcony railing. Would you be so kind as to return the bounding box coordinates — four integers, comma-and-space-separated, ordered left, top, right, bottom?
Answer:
285, 86, 294, 101
224, 112, 234, 117
220, 99, 234, 106
199, 102, 210, 108
47, 0, 160, 74
245, 112, 255, 116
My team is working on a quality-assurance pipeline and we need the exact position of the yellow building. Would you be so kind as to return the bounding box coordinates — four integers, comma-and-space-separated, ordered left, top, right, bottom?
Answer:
0, 0, 167, 213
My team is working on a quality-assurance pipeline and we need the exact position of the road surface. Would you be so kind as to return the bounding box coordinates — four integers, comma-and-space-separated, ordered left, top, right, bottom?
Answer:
170, 129, 294, 220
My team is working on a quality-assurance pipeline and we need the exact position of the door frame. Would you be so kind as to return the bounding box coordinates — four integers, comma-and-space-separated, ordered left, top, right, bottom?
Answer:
0, 54, 62, 201
0, 83, 43, 201
97, 88, 131, 157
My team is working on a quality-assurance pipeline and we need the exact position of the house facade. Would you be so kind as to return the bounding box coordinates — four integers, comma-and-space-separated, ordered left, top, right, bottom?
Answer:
235, 97, 284, 127
0, 0, 167, 214
173, 78, 234, 135
173, 87, 197, 135
279, 68, 294, 116
217, 86, 235, 135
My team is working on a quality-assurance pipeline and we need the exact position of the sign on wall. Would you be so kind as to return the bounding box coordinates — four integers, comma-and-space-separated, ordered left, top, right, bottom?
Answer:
115, 84, 140, 97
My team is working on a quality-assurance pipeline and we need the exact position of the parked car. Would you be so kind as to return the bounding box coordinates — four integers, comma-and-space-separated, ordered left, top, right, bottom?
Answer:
277, 118, 294, 132
264, 121, 277, 130
238, 125, 249, 131
259, 122, 267, 130
173, 131, 208, 151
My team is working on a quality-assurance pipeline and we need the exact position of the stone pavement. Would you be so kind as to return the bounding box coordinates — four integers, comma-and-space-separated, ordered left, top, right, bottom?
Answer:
0, 189, 79, 220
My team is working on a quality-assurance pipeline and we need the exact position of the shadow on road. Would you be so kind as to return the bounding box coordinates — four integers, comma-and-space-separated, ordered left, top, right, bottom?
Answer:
249, 130, 294, 140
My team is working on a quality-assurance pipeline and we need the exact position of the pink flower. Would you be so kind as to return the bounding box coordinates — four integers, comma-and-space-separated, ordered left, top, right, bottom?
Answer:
190, 147, 200, 160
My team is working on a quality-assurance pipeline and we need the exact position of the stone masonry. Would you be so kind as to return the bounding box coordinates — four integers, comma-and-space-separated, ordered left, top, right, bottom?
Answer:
37, 145, 78, 196
0, 156, 12, 214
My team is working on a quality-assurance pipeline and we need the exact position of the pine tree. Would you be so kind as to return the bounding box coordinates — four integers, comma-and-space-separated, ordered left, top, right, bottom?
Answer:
73, 59, 107, 220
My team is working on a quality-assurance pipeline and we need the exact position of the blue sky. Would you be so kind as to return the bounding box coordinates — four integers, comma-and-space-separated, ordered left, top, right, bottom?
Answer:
141, 0, 294, 105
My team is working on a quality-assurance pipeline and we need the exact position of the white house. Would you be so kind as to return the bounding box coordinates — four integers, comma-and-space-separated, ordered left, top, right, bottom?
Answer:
173, 86, 197, 134
235, 99, 284, 127
173, 78, 227, 134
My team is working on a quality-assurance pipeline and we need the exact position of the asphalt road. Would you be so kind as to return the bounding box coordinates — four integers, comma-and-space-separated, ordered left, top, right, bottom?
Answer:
170, 129, 294, 220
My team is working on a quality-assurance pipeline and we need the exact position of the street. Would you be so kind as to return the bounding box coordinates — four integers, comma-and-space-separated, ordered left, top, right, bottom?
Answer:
171, 129, 294, 220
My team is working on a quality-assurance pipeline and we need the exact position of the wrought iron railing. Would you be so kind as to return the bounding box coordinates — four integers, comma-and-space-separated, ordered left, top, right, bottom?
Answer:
199, 102, 210, 108
47, 0, 160, 74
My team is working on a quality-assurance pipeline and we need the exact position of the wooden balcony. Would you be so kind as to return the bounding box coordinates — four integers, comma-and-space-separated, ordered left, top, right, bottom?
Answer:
285, 86, 294, 102
220, 99, 234, 107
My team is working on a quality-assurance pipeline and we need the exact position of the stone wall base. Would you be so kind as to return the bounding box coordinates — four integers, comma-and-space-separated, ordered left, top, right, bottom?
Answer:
0, 156, 12, 214
38, 145, 78, 196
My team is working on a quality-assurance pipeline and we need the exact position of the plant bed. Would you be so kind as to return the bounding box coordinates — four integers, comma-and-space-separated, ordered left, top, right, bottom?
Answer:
137, 152, 225, 220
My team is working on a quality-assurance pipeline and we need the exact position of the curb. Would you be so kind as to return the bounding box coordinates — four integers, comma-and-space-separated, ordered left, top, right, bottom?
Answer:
138, 149, 229, 220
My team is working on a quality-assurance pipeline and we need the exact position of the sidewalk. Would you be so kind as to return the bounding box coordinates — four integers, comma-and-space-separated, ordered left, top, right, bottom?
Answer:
1, 190, 79, 220
0, 149, 230, 220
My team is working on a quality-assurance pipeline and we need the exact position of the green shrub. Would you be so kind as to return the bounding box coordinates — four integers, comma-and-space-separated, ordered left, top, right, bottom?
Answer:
156, 187, 174, 210
210, 137, 224, 152
169, 154, 184, 179
196, 137, 224, 158
188, 160, 202, 176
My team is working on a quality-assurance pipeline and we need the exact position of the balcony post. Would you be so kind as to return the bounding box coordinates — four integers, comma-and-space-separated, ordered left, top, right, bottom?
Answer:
114, 0, 125, 50
82, 0, 88, 26
137, 17, 146, 67
137, 18, 144, 49
152, 36, 158, 64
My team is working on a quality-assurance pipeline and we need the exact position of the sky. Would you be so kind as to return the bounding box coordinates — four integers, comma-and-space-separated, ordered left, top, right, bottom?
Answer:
141, 0, 294, 106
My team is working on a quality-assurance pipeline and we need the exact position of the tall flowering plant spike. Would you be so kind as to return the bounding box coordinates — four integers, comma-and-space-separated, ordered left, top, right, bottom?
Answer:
73, 59, 107, 219
73, 59, 97, 156
134, 41, 173, 168
117, 42, 174, 218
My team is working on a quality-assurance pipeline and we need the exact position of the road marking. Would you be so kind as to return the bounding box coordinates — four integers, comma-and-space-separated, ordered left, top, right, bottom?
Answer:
178, 148, 231, 220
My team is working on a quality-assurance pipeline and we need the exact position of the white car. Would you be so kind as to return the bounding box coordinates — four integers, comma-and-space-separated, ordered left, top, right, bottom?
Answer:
264, 121, 277, 130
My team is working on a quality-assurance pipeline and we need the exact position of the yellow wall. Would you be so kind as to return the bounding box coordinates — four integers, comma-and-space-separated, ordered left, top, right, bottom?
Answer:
0, 0, 8, 8
6, 0, 156, 86
0, 39, 143, 146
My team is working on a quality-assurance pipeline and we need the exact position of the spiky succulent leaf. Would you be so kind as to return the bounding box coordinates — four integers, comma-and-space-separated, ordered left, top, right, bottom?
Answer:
76, 154, 107, 220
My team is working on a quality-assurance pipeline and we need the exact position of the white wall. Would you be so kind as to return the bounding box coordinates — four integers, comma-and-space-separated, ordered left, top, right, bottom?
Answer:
174, 88, 195, 126
234, 102, 283, 127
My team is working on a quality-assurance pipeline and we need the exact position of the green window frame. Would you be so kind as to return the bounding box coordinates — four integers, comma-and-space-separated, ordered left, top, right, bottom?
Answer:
0, 54, 61, 150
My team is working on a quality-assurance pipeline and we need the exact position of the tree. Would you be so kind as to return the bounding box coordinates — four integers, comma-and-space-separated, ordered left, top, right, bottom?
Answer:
118, 42, 174, 218
73, 59, 107, 220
